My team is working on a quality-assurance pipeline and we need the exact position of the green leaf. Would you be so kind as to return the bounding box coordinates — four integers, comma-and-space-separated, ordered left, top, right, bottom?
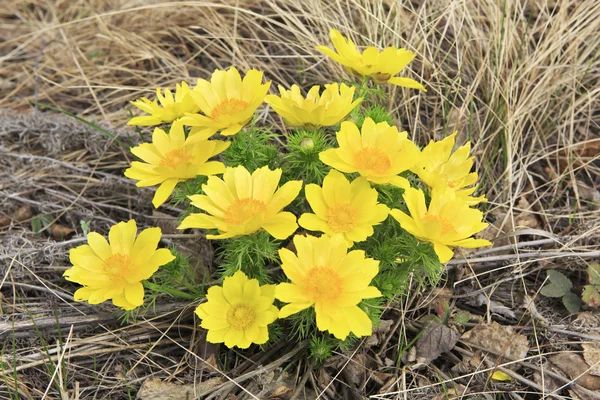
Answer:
540, 283, 568, 298
452, 311, 471, 326
31, 214, 54, 234
547, 270, 572, 292
587, 263, 600, 286
582, 285, 600, 309
562, 292, 581, 313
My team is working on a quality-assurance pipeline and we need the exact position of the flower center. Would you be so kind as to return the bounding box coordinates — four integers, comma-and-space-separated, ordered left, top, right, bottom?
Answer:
353, 147, 391, 174
226, 303, 256, 330
304, 266, 344, 302
103, 253, 134, 280
211, 98, 249, 122
159, 148, 193, 169
423, 214, 456, 235
225, 198, 267, 225
327, 203, 357, 233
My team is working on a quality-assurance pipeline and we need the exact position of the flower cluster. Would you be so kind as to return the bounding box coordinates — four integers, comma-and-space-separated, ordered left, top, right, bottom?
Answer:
64, 28, 491, 351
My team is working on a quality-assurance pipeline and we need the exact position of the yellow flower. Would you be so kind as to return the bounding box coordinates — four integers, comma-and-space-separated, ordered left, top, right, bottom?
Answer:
411, 132, 485, 205
265, 83, 361, 127
64, 220, 175, 310
275, 235, 381, 340
298, 170, 389, 247
178, 166, 302, 240
390, 187, 491, 263
317, 29, 426, 90
124, 122, 229, 208
319, 118, 420, 188
179, 67, 271, 137
196, 271, 278, 349
128, 82, 200, 126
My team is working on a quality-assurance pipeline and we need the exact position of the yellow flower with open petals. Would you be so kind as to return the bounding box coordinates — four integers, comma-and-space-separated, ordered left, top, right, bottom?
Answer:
317, 29, 425, 90
299, 170, 389, 247
275, 235, 381, 340
124, 122, 229, 208
179, 67, 271, 137
178, 166, 302, 240
196, 271, 278, 349
64, 220, 175, 310
265, 83, 361, 127
411, 132, 485, 205
128, 82, 200, 126
390, 188, 491, 263
319, 118, 420, 188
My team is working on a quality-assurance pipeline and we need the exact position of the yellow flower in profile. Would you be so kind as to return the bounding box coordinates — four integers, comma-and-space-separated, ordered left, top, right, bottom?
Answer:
64, 220, 175, 310
265, 83, 361, 127
411, 132, 485, 205
319, 118, 420, 188
179, 67, 271, 137
196, 271, 278, 349
178, 166, 302, 240
124, 122, 229, 208
128, 82, 200, 126
317, 29, 425, 90
275, 235, 381, 340
299, 170, 389, 247
390, 187, 491, 263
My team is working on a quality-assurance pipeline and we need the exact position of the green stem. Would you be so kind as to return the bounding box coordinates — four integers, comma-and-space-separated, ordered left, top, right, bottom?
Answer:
144, 282, 197, 300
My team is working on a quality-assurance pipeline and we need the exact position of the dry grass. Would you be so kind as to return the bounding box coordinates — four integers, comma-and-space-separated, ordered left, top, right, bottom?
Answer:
1, 0, 599, 398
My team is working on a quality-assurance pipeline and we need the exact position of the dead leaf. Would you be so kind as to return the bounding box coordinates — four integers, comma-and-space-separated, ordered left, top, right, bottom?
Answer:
269, 385, 293, 399
12, 205, 32, 222
549, 353, 600, 390
582, 343, 600, 377
152, 210, 179, 234
533, 361, 562, 392
576, 181, 600, 204
50, 224, 75, 240
0, 216, 10, 228
469, 293, 516, 319
341, 353, 374, 386
573, 312, 600, 329
137, 378, 196, 400
557, 140, 600, 173
364, 319, 394, 348
410, 321, 460, 369
515, 197, 541, 229
461, 321, 529, 368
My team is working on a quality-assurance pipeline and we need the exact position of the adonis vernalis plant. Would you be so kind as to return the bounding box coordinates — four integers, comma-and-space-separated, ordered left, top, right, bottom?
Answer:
319, 118, 420, 188
180, 67, 271, 137
72, 27, 491, 360
317, 29, 426, 90
124, 122, 229, 208
178, 166, 302, 240
275, 234, 381, 340
265, 83, 361, 127
390, 188, 491, 263
128, 81, 199, 126
65, 220, 175, 310
299, 169, 389, 247
196, 271, 278, 349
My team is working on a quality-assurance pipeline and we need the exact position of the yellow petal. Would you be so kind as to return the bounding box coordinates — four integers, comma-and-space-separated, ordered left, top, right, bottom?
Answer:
433, 243, 454, 263
152, 178, 179, 208
262, 212, 298, 240
87, 232, 112, 260
388, 77, 426, 91
279, 302, 312, 318
124, 282, 144, 307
